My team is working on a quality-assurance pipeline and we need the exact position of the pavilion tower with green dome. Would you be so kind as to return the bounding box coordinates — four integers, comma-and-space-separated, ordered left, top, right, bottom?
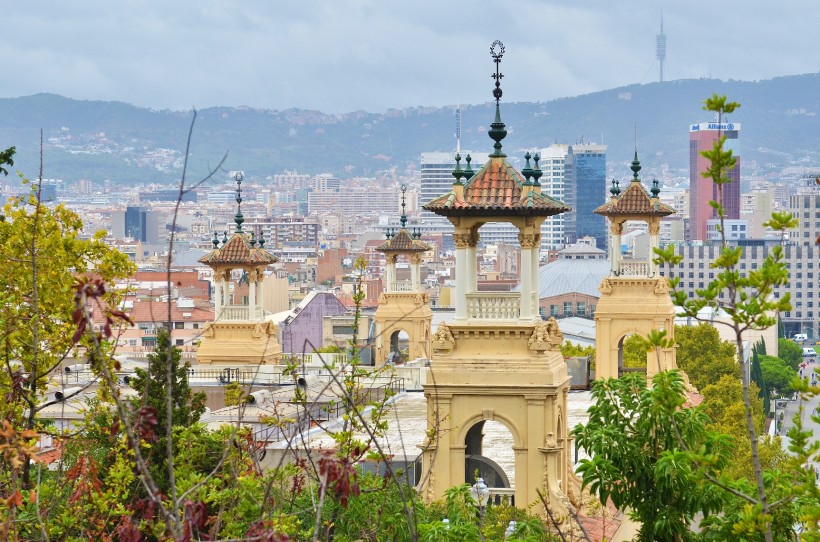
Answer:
196, 173, 282, 365
373, 186, 434, 365
420, 42, 578, 521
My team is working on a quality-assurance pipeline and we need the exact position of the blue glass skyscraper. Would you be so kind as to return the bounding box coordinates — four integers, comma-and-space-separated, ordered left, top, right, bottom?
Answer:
564, 144, 607, 248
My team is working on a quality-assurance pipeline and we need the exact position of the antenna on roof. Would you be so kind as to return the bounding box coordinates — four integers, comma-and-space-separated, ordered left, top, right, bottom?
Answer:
455, 100, 462, 154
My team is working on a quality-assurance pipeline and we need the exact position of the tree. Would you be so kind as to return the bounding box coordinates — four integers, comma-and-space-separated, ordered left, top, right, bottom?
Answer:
654, 94, 804, 541
560, 340, 594, 359
573, 371, 730, 542
674, 324, 739, 392
130, 328, 206, 489
777, 338, 802, 371
0, 146, 14, 177
0, 185, 134, 492
750, 344, 769, 414
621, 334, 647, 368
700, 375, 785, 481
758, 355, 796, 397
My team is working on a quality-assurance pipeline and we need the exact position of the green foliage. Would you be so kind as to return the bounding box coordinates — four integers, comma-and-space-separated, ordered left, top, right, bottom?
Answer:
573, 371, 730, 542
759, 355, 797, 396
777, 338, 803, 371
620, 334, 647, 368
315, 344, 344, 353
674, 324, 739, 392
560, 340, 595, 359
700, 375, 785, 481
750, 343, 770, 414
130, 328, 206, 490
0, 146, 14, 176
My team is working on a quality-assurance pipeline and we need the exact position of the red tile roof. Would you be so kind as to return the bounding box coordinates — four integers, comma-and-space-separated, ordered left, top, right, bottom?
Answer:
423, 157, 570, 217
198, 233, 278, 266
594, 180, 675, 218
376, 229, 432, 253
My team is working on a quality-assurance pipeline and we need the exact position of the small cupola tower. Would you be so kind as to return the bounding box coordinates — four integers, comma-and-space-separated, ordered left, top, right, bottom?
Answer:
196, 173, 282, 365
419, 42, 574, 517
373, 186, 434, 365
593, 151, 678, 379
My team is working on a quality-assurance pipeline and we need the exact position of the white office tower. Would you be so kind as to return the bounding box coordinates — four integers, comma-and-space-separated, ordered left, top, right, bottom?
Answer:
419, 151, 490, 223
539, 144, 569, 250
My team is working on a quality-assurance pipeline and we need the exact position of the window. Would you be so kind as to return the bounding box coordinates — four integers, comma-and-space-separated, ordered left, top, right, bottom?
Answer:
193, 323, 199, 329
576, 302, 587, 315
563, 301, 573, 315
174, 322, 184, 329
129, 339, 137, 346
175, 339, 184, 346
550, 305, 559, 316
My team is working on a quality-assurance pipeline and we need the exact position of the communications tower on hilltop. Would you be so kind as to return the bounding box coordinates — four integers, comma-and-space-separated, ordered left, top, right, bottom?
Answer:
656, 13, 667, 83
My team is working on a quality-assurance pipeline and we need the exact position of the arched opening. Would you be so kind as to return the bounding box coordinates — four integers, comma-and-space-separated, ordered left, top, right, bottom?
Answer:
464, 420, 515, 492
618, 332, 647, 377
387, 329, 410, 364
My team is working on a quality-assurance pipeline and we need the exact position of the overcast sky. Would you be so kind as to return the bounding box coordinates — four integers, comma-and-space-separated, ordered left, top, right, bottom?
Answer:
2, 1, 817, 114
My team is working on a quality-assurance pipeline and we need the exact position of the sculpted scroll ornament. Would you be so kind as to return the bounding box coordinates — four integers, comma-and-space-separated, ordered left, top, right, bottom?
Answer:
528, 317, 563, 352
599, 278, 613, 294
202, 322, 215, 339
654, 277, 669, 294
431, 322, 455, 352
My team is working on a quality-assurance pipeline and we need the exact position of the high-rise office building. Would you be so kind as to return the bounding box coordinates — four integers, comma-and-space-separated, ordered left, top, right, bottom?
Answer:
565, 143, 607, 247
689, 122, 741, 241
538, 144, 568, 249
124, 206, 161, 244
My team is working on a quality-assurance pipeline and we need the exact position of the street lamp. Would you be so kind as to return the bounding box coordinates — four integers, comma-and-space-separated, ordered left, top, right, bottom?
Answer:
504, 520, 517, 539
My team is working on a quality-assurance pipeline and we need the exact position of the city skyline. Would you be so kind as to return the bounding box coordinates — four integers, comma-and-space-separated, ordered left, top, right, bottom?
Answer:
2, 1, 818, 114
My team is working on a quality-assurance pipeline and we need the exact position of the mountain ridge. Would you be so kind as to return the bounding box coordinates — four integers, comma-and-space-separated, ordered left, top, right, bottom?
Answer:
0, 74, 818, 184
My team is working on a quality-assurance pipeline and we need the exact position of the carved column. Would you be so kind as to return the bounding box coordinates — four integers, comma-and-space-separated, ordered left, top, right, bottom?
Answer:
518, 231, 540, 319
248, 268, 257, 320
531, 233, 541, 317
453, 232, 471, 319
610, 221, 623, 276
410, 253, 423, 291
466, 230, 479, 293
648, 220, 661, 276
213, 273, 223, 320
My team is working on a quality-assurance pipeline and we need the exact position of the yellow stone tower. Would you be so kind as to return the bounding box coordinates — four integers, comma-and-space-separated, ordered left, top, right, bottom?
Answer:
196, 173, 282, 365
593, 152, 677, 379
419, 41, 574, 515
374, 187, 433, 365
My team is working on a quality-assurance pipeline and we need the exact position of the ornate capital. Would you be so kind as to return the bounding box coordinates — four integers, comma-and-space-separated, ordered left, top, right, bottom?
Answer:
453, 233, 472, 249
610, 222, 623, 235
410, 253, 423, 265
599, 277, 613, 294
648, 222, 661, 236
518, 232, 541, 249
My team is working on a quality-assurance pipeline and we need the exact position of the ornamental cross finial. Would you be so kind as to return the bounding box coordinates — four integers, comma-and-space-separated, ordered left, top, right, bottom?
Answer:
400, 184, 408, 229
234, 171, 245, 232
490, 40, 505, 104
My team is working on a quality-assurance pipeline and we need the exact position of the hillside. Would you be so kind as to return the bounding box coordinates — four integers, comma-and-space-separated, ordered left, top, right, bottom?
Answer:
0, 74, 818, 184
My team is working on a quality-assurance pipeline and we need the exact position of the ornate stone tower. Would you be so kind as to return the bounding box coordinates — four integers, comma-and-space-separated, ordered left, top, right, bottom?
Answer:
420, 42, 574, 515
196, 173, 282, 365
374, 187, 433, 365
593, 153, 677, 379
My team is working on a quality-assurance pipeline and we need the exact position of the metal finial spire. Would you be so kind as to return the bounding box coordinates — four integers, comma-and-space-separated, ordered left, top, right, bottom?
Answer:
399, 184, 408, 228
631, 151, 641, 180
490, 40, 505, 104
651, 179, 661, 198
487, 40, 508, 158
521, 151, 533, 185
463, 154, 474, 179
233, 171, 245, 232
532, 152, 542, 186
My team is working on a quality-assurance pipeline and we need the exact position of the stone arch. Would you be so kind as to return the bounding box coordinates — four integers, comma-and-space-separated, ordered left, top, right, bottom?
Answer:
594, 277, 677, 380
387, 327, 410, 364
456, 411, 524, 451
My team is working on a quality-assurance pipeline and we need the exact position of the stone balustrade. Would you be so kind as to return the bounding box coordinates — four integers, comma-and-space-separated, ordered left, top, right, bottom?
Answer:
465, 292, 521, 320
220, 305, 261, 320
618, 260, 651, 276
390, 281, 414, 292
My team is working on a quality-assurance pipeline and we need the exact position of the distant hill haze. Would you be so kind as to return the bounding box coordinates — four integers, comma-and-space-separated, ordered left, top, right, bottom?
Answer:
0, 74, 818, 185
